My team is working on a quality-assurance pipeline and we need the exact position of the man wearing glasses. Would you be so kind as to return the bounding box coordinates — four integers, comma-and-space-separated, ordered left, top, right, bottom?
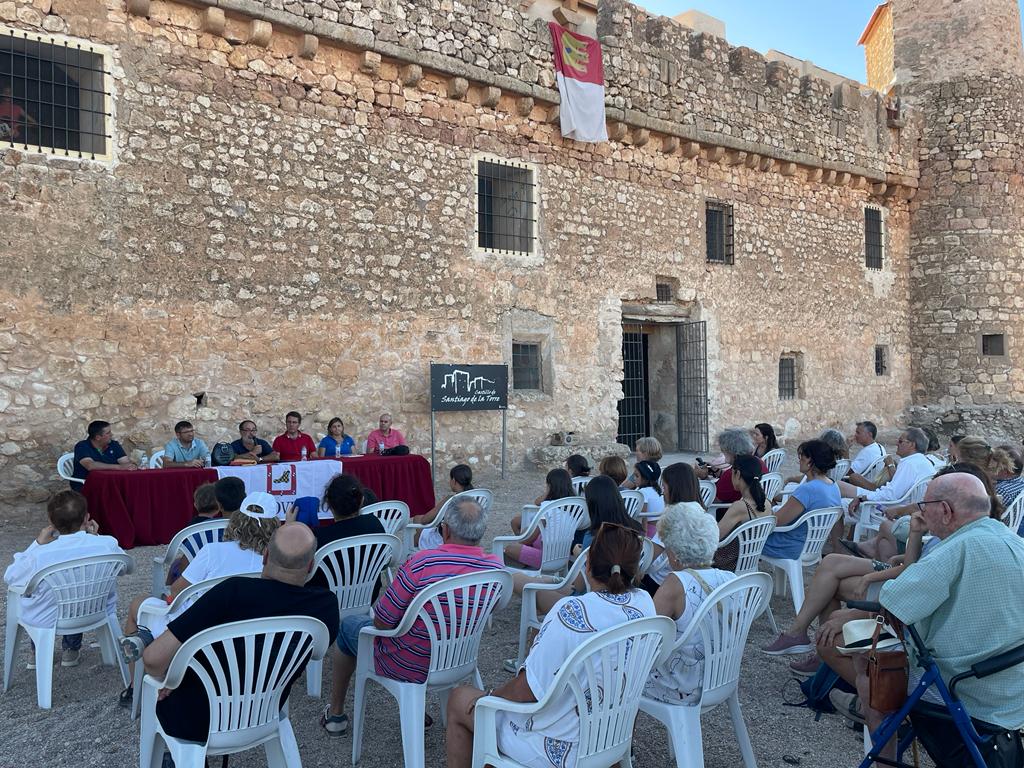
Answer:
231, 420, 279, 464
161, 421, 211, 468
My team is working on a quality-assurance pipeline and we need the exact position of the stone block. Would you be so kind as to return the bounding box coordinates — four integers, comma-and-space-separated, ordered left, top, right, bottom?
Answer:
248, 19, 272, 47
480, 86, 501, 108
631, 128, 650, 147
299, 33, 318, 59
516, 97, 534, 117
202, 7, 225, 35
705, 146, 725, 163
607, 121, 627, 141
447, 77, 469, 99
400, 64, 423, 87
662, 136, 679, 154
681, 141, 701, 158
126, 0, 149, 16
779, 161, 797, 176
360, 51, 381, 75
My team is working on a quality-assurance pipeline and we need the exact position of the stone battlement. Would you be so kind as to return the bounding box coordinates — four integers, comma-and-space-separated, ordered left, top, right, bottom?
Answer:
126, 0, 916, 185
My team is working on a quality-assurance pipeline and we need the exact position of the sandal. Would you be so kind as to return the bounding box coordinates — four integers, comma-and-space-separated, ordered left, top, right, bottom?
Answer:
118, 686, 134, 708
839, 539, 863, 558
320, 706, 348, 736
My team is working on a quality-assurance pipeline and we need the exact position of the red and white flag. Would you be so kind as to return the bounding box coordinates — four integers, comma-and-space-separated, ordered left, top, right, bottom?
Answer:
549, 22, 607, 143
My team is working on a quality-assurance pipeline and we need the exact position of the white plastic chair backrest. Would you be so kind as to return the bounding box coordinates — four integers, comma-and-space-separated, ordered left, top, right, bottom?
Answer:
699, 480, 716, 508
828, 459, 851, 484
905, 476, 932, 505
620, 490, 645, 521
308, 534, 400, 619
1001, 494, 1024, 533
359, 501, 410, 537
154, 616, 328, 738
862, 455, 888, 484
761, 449, 786, 474
149, 450, 165, 469
166, 572, 261, 615
678, 572, 772, 708
927, 453, 947, 468
717, 516, 776, 576
23, 554, 133, 630
535, 498, 589, 573
432, 489, 494, 530
795, 507, 842, 565
571, 476, 592, 495
760, 472, 783, 503
164, 518, 229, 567
401, 570, 512, 685
57, 452, 81, 483
639, 537, 655, 576
541, 615, 676, 767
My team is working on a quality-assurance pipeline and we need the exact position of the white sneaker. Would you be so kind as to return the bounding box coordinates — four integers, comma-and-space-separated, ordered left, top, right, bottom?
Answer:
61, 648, 81, 667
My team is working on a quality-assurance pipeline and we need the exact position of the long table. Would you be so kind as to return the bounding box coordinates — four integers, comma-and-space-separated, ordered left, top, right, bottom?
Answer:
83, 454, 435, 548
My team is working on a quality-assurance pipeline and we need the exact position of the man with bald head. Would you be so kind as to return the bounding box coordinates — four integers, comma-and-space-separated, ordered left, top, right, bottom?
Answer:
142, 523, 340, 744
879, 472, 1024, 767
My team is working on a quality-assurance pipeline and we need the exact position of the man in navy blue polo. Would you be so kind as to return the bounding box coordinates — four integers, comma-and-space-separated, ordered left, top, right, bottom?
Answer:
72, 420, 138, 487
231, 419, 279, 464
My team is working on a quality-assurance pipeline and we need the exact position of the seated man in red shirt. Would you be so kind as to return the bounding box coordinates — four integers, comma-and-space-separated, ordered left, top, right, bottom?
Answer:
271, 411, 317, 461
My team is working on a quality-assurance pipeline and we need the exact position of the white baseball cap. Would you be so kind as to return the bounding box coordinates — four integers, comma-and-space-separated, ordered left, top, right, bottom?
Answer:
241, 491, 279, 519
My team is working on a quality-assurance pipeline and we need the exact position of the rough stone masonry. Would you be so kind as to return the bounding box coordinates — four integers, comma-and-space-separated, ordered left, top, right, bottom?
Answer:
0, 0, 1012, 507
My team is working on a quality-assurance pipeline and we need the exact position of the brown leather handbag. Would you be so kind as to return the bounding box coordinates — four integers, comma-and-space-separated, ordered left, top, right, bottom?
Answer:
868, 615, 909, 712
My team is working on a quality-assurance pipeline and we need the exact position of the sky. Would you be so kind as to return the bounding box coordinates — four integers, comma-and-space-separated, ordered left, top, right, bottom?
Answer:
632, 1, 1024, 83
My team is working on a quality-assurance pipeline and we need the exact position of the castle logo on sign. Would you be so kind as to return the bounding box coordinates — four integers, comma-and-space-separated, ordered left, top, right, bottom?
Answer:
430, 364, 508, 412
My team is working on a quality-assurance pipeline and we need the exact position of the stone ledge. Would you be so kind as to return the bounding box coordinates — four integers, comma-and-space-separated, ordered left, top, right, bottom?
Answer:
525, 442, 630, 470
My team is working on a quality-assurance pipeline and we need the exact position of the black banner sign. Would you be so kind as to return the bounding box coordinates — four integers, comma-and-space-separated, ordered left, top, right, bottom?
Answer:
430, 364, 508, 412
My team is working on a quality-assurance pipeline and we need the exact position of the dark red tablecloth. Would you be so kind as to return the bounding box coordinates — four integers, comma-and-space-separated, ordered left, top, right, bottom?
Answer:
83, 468, 217, 549
83, 455, 435, 549
335, 454, 435, 517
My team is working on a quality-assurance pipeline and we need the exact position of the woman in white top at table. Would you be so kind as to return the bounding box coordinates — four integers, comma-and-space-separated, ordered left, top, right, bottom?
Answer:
645, 501, 736, 704
445, 522, 655, 768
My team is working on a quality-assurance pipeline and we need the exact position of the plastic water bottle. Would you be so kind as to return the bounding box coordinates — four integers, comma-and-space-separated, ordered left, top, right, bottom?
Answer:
204, 455, 212, 468
301, 446, 308, 461
335, 443, 341, 459
139, 453, 148, 470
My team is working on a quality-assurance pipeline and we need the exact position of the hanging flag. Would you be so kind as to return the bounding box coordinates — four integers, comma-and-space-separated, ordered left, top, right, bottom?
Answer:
549, 22, 607, 143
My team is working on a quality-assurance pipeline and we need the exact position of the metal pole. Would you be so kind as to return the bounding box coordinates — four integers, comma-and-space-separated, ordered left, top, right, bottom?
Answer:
501, 409, 507, 480
430, 410, 436, 487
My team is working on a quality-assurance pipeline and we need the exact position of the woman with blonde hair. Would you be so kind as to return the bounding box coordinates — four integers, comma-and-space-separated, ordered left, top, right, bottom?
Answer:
956, 436, 1016, 482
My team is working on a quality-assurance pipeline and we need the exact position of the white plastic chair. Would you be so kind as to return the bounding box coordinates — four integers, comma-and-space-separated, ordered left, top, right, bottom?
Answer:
492, 497, 588, 576
761, 506, 841, 634
1001, 494, 1024, 534
699, 480, 716, 508
851, 475, 933, 541
828, 459, 851, 484
513, 548, 591, 669
351, 570, 512, 768
130, 572, 261, 720
716, 516, 776, 576
149, 450, 165, 469
761, 448, 786, 474
473, 615, 676, 768
359, 501, 410, 561
858, 455, 889, 485
150, 518, 229, 598
761, 472, 783, 505
621, 489, 645, 521
405, 489, 493, 553
303, 533, 400, 698
57, 452, 83, 485
139, 616, 329, 768
571, 476, 592, 495
639, 573, 773, 768
4, 553, 133, 709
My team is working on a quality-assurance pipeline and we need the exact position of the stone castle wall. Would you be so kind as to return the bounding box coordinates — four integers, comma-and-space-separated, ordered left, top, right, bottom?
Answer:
0, 0, 918, 505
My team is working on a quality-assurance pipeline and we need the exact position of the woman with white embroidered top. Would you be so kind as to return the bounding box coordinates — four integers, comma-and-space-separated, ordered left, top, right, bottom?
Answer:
645, 501, 736, 704
642, 462, 703, 594
445, 522, 654, 768
632, 459, 665, 537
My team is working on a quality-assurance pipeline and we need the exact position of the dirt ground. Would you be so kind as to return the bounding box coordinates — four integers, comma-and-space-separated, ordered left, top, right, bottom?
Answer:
0, 459, 875, 768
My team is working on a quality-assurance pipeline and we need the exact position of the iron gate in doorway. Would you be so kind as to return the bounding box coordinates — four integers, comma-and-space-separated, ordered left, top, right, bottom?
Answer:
616, 320, 708, 453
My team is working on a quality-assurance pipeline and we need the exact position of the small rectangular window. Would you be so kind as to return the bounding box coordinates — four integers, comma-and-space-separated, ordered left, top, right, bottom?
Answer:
476, 158, 537, 255
0, 26, 112, 158
778, 356, 796, 400
512, 342, 542, 390
982, 334, 1006, 357
865, 207, 884, 269
874, 345, 888, 376
656, 282, 673, 302
705, 201, 734, 264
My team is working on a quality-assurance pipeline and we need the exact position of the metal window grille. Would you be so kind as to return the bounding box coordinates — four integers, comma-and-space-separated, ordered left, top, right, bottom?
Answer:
656, 282, 673, 302
616, 324, 649, 451
0, 27, 111, 159
476, 159, 536, 255
705, 201, 734, 264
865, 207, 884, 269
982, 334, 1005, 357
874, 345, 888, 376
778, 357, 796, 400
512, 342, 542, 390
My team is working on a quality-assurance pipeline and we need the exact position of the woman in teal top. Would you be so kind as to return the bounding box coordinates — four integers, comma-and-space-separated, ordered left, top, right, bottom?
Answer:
317, 417, 356, 457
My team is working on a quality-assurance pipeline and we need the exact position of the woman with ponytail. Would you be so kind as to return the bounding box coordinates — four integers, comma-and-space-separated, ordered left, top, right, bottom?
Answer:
713, 455, 772, 570
445, 523, 654, 768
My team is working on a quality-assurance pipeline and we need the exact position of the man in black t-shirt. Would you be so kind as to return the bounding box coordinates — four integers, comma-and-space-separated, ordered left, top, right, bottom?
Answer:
142, 523, 339, 742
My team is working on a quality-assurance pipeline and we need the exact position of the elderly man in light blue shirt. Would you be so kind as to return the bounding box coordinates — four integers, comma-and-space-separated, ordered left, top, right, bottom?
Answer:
162, 420, 210, 468
879, 472, 1024, 767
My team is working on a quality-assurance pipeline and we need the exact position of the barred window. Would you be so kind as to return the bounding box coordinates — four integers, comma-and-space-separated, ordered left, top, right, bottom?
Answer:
476, 157, 537, 255
512, 342, 542, 390
865, 207, 884, 269
874, 345, 888, 376
656, 282, 673, 302
706, 201, 734, 264
982, 334, 1005, 357
778, 356, 797, 400
0, 27, 112, 159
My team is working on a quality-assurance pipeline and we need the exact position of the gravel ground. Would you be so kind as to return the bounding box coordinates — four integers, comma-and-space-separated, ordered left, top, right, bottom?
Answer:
0, 459, 872, 768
